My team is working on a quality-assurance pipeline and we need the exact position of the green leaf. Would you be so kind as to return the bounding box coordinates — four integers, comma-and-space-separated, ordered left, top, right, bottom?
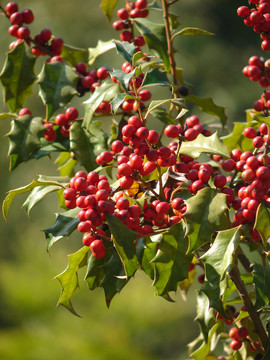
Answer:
43, 208, 80, 250
136, 237, 159, 280
184, 95, 227, 127
200, 227, 241, 316
55, 246, 89, 316
113, 41, 136, 65
0, 112, 17, 120
254, 203, 270, 246
180, 132, 230, 159
88, 40, 116, 65
173, 27, 214, 37
134, 18, 170, 70
61, 44, 88, 67
109, 68, 135, 92
110, 93, 127, 113
145, 98, 185, 118
2, 176, 66, 220
83, 82, 120, 129
141, 68, 170, 88
105, 213, 140, 278
222, 122, 253, 153
7, 115, 44, 170
253, 263, 270, 309
99, 0, 119, 21
195, 291, 215, 343
184, 188, 228, 253
152, 222, 193, 296
70, 120, 109, 172
190, 322, 220, 360
85, 243, 127, 307
151, 108, 176, 125
23, 185, 63, 216
0, 42, 36, 112
201, 227, 241, 294
37, 62, 79, 120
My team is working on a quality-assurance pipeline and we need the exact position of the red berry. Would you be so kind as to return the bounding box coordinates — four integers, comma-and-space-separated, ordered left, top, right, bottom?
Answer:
164, 125, 180, 138
243, 127, 257, 139
214, 174, 227, 188
19, 108, 32, 116
117, 8, 129, 20
237, 6, 250, 17
184, 128, 198, 141
21, 9, 34, 24
135, 0, 147, 9
8, 24, 19, 37
97, 67, 109, 80
6, 2, 18, 16
230, 339, 242, 351
229, 327, 240, 340
65, 107, 78, 121
90, 240, 106, 259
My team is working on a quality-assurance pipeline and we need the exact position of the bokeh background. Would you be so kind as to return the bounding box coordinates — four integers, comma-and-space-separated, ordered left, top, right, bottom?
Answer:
0, 0, 264, 359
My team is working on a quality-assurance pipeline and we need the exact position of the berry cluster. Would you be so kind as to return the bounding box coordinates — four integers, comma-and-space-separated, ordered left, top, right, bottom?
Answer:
242, 55, 270, 88
18, 106, 79, 142
237, 1, 270, 51
113, 0, 149, 52
31, 28, 63, 58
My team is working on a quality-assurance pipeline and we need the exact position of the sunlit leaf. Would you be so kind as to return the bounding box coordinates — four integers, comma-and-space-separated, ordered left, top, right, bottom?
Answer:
222, 122, 253, 153
195, 291, 215, 343
184, 188, 228, 253
190, 322, 220, 360
61, 44, 88, 67
55, 246, 89, 316
254, 203, 270, 246
2, 176, 66, 220
180, 132, 230, 159
173, 27, 214, 37
141, 68, 170, 88
88, 40, 116, 65
99, 0, 119, 21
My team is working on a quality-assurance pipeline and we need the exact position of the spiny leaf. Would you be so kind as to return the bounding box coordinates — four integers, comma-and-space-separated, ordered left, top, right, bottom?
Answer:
184, 94, 227, 127
180, 132, 230, 159
113, 41, 137, 65
43, 207, 80, 250
253, 263, 270, 309
2, 177, 66, 220
0, 112, 17, 121
99, 0, 119, 21
105, 213, 140, 278
136, 237, 159, 280
200, 227, 241, 316
85, 243, 127, 308
88, 40, 116, 65
173, 27, 214, 37
145, 98, 185, 118
254, 203, 270, 246
55, 246, 89, 316
7, 115, 44, 170
109, 68, 135, 92
0, 42, 36, 112
151, 108, 176, 125
37, 62, 79, 120
190, 322, 220, 360
70, 120, 109, 172
184, 187, 228, 253
61, 44, 88, 67
83, 82, 120, 129
195, 291, 215, 343
141, 68, 170, 88
152, 222, 193, 296
222, 122, 253, 153
134, 18, 170, 70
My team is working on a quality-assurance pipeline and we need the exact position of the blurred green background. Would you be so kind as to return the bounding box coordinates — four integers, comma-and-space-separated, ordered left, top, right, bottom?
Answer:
0, 0, 264, 359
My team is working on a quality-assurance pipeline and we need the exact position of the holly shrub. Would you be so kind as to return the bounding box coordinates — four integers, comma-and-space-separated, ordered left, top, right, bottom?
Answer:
1, 1, 270, 359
